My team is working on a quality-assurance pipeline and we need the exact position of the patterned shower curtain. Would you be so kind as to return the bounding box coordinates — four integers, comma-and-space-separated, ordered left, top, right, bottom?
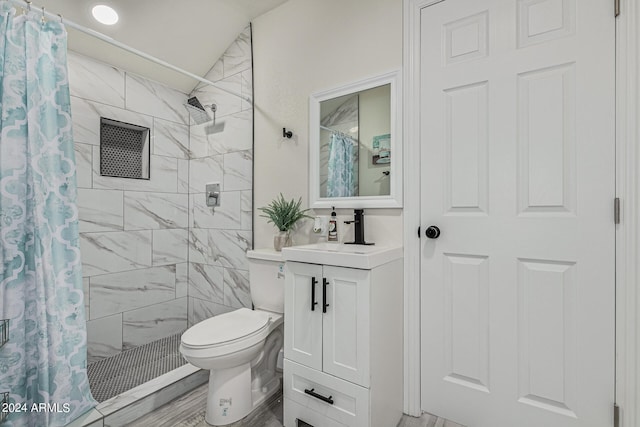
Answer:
0, 2, 95, 426
327, 132, 359, 197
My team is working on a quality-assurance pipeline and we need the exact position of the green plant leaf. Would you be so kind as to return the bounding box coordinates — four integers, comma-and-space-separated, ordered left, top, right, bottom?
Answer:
258, 193, 313, 232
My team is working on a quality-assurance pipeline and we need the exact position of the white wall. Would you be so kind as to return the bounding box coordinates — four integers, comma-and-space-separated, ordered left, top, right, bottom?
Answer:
359, 85, 392, 197
252, 0, 403, 248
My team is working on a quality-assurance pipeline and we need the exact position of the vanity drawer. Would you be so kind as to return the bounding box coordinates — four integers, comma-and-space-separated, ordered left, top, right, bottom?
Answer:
284, 398, 347, 427
284, 359, 369, 427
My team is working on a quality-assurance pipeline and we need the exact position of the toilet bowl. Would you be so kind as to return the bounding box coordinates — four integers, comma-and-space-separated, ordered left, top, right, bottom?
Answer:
180, 308, 283, 425
180, 249, 285, 426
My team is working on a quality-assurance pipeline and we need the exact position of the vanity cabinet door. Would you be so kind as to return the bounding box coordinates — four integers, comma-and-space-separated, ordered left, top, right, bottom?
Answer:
322, 266, 371, 387
284, 262, 323, 371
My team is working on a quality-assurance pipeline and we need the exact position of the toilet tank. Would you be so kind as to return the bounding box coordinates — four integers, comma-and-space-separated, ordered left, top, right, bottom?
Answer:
247, 249, 285, 313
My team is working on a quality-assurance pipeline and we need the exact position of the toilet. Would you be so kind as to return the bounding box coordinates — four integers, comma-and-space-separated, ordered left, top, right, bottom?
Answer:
180, 250, 285, 426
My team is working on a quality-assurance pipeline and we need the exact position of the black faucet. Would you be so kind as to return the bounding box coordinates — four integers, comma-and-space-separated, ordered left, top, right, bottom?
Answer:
344, 209, 374, 245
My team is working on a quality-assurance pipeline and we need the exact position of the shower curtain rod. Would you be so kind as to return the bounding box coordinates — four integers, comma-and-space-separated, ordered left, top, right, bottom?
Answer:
8, 0, 251, 103
320, 125, 359, 141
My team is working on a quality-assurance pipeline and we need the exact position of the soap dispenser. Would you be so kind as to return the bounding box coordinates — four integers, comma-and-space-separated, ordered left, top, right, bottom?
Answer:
328, 208, 338, 242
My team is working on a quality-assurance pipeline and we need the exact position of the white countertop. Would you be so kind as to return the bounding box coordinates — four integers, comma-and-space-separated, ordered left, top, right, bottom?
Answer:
281, 243, 403, 269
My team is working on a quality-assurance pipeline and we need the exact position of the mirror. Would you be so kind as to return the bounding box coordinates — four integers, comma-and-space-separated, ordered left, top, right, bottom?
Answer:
309, 70, 402, 209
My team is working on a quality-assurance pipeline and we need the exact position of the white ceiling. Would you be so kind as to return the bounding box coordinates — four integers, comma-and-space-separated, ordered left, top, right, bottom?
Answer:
44, 0, 288, 93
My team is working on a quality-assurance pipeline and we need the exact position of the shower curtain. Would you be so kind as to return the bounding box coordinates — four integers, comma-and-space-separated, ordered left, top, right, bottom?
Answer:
0, 3, 95, 426
327, 132, 358, 197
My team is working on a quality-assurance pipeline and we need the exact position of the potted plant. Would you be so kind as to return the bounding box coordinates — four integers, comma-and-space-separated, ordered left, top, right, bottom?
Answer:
258, 193, 312, 251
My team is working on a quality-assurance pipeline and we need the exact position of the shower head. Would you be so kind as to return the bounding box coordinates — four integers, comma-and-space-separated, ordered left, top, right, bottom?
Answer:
184, 96, 211, 125
184, 97, 225, 133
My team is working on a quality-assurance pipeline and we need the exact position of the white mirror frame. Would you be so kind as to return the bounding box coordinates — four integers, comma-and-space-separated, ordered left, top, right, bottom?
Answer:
309, 70, 403, 209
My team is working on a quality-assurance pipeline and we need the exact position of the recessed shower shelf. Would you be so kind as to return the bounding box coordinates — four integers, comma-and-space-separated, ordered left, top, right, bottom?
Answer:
99, 118, 150, 180
0, 319, 8, 349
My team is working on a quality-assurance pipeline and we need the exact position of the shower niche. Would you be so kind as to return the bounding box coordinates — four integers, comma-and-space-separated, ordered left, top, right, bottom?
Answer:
99, 117, 150, 180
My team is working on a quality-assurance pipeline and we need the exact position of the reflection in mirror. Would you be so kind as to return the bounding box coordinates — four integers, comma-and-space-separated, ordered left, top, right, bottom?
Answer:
309, 70, 401, 209
319, 84, 391, 198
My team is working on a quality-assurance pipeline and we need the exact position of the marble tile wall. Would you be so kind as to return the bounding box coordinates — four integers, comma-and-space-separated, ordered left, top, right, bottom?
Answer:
71, 25, 255, 363
187, 25, 254, 326
69, 51, 190, 363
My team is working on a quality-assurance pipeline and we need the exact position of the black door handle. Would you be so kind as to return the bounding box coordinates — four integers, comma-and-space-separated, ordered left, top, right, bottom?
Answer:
425, 225, 441, 239
311, 277, 318, 311
304, 388, 334, 405
322, 278, 330, 313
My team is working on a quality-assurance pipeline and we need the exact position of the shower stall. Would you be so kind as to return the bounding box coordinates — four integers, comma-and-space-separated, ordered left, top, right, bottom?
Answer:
69, 23, 255, 419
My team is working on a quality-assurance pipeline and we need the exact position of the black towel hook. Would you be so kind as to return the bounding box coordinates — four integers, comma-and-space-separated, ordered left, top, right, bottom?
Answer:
283, 128, 293, 139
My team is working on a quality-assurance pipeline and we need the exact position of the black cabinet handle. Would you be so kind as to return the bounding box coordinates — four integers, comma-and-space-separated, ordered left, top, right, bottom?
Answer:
322, 278, 330, 313
311, 277, 318, 311
304, 388, 334, 405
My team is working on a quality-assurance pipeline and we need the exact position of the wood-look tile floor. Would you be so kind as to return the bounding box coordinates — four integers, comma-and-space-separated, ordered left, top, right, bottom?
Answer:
397, 413, 465, 427
126, 383, 464, 427
126, 384, 282, 427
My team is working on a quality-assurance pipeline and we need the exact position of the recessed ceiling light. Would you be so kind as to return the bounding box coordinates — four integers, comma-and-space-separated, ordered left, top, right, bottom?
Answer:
92, 5, 118, 25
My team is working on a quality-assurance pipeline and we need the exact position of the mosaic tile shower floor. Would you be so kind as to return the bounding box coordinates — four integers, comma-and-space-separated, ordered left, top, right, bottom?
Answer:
87, 332, 187, 402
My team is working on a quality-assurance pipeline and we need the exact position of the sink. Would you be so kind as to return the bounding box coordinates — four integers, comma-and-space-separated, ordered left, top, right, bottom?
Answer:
281, 243, 402, 269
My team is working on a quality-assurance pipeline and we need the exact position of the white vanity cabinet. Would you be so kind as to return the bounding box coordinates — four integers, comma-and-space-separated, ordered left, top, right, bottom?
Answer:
281, 244, 403, 427
285, 262, 371, 386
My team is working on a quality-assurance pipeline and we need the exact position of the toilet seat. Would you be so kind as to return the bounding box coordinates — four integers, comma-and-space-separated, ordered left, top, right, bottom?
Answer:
181, 308, 272, 350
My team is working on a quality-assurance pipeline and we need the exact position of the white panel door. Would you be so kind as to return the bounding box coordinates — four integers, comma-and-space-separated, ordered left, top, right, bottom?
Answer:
322, 266, 370, 387
284, 262, 323, 371
419, 1, 615, 426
